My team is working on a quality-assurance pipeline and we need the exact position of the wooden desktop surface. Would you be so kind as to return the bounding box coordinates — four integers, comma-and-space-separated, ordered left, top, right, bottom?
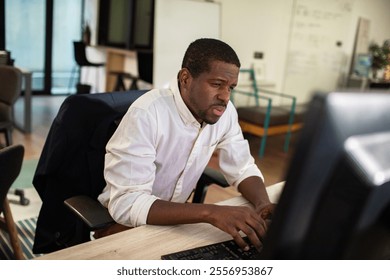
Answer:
36, 182, 284, 260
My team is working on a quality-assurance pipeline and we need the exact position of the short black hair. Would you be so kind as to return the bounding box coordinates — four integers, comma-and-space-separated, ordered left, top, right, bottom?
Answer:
181, 38, 241, 78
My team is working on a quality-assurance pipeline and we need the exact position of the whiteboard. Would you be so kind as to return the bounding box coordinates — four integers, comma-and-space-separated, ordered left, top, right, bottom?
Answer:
153, 0, 221, 88
283, 0, 354, 103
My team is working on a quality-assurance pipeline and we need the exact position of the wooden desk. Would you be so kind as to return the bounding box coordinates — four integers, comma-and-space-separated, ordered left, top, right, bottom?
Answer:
102, 47, 137, 92
36, 182, 284, 260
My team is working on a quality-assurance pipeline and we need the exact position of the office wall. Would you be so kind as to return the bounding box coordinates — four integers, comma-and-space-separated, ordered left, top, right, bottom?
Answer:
216, 0, 293, 105
217, 0, 390, 103
86, 0, 390, 100
283, 0, 354, 102
153, 0, 221, 88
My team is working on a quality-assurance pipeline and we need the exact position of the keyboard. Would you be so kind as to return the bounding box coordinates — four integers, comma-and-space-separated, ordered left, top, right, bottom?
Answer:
161, 237, 262, 260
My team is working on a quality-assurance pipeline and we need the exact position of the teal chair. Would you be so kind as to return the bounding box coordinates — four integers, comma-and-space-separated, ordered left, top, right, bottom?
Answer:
231, 68, 306, 158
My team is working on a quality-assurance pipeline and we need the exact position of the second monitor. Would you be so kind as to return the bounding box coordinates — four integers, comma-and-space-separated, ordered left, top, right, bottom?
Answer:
262, 90, 390, 259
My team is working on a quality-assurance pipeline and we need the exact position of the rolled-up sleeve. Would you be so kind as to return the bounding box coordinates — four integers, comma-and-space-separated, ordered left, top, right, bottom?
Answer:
98, 106, 159, 227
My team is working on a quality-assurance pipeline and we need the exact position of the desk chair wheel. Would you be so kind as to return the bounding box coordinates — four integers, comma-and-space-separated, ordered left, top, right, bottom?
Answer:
8, 188, 30, 206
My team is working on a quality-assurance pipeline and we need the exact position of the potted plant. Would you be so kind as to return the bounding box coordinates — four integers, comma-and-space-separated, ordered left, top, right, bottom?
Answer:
369, 40, 390, 80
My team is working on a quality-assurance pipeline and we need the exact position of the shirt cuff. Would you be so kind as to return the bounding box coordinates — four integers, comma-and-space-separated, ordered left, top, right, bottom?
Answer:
233, 168, 264, 188
129, 193, 159, 227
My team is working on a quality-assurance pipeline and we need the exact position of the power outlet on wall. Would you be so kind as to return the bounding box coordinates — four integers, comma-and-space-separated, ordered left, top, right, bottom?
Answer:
254, 52, 264, 59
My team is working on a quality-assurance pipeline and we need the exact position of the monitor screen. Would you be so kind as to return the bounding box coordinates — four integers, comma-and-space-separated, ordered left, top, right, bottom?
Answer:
261, 91, 390, 259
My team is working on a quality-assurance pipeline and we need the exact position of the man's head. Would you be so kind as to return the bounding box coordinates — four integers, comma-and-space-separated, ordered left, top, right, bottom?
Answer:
181, 38, 241, 77
178, 38, 240, 125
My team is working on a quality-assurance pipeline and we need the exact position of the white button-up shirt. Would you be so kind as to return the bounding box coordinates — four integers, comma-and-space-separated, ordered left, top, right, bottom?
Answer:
98, 78, 263, 227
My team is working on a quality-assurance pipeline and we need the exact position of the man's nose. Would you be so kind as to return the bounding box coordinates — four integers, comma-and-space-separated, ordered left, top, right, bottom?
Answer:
218, 87, 231, 103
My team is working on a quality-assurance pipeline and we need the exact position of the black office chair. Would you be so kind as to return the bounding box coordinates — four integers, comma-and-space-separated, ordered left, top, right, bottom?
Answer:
63, 166, 229, 233
32, 90, 229, 254
0, 144, 25, 259
0, 65, 22, 146
69, 41, 105, 93
110, 51, 153, 91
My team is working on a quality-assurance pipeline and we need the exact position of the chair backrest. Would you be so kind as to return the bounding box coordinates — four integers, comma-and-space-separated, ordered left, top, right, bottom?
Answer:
0, 66, 22, 121
32, 90, 147, 254
73, 41, 90, 66
0, 145, 24, 213
137, 51, 153, 84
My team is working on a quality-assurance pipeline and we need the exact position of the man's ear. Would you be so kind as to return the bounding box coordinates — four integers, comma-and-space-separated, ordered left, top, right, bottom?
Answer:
178, 68, 191, 90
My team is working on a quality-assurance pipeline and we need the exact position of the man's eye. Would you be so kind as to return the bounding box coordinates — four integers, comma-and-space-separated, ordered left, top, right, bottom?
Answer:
212, 83, 221, 87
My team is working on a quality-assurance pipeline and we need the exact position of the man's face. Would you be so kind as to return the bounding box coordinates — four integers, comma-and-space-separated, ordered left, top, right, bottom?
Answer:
179, 60, 239, 125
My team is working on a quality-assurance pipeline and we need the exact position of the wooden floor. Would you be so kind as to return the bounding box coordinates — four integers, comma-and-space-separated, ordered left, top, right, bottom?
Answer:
9, 94, 300, 204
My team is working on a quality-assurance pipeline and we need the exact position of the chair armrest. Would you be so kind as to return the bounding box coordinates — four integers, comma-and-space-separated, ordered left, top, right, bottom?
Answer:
202, 167, 229, 187
65, 169, 229, 224
192, 167, 230, 203
64, 195, 115, 230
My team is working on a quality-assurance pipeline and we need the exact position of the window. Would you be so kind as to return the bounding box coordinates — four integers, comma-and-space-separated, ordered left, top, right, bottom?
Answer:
5, 0, 83, 94
97, 0, 154, 50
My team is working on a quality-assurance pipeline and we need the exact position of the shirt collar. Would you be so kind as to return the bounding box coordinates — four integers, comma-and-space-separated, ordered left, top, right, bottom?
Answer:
169, 77, 202, 128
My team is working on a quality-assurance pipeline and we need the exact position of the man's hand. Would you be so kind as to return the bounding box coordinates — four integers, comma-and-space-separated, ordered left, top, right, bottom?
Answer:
234, 176, 276, 250
204, 204, 270, 252
147, 199, 275, 252
255, 203, 276, 220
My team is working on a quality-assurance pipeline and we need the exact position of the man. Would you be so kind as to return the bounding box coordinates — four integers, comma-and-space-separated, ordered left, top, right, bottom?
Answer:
98, 38, 274, 251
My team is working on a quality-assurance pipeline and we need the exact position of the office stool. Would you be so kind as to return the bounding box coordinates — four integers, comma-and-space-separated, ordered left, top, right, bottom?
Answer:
69, 41, 105, 93
110, 71, 139, 91
108, 51, 153, 92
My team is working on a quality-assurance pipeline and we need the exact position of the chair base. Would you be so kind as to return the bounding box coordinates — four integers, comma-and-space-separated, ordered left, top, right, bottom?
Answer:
110, 71, 139, 91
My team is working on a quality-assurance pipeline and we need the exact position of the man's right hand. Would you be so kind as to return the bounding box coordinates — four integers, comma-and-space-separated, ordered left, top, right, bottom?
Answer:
204, 204, 269, 252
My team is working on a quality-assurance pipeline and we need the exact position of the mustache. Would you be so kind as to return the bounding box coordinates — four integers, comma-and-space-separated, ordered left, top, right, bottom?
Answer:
212, 102, 227, 107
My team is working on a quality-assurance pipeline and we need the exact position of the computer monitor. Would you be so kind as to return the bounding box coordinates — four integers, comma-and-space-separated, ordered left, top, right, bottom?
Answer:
261, 91, 390, 259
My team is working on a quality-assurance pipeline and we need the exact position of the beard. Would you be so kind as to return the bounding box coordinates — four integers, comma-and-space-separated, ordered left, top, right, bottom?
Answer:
189, 97, 226, 125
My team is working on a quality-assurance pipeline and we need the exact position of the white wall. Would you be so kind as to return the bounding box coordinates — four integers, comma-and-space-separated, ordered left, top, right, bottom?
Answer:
217, 0, 293, 94
153, 0, 221, 88
217, 0, 390, 103
351, 0, 390, 43
86, 0, 390, 99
